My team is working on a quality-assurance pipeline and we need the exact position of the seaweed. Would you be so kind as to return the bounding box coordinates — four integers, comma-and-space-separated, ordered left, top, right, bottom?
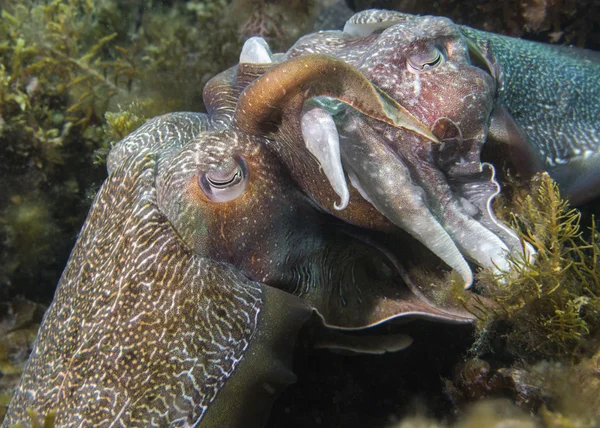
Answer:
475, 173, 600, 359
0, 297, 46, 423
0, 0, 143, 301
0, 0, 244, 302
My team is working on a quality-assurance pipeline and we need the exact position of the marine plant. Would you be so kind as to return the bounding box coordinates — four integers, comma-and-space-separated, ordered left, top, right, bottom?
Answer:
0, 0, 140, 301
9, 409, 56, 428
0, 0, 242, 301
474, 173, 600, 359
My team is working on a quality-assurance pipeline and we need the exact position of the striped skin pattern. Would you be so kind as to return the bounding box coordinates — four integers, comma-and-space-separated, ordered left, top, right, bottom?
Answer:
3, 43, 482, 428
2, 114, 274, 427
5, 15, 534, 426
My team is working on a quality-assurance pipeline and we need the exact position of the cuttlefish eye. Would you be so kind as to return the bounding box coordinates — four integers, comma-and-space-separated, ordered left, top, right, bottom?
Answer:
407, 46, 444, 73
199, 155, 249, 202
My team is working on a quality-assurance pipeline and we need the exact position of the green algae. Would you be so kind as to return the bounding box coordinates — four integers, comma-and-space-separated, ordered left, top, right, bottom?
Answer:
0, 0, 243, 300
471, 173, 600, 359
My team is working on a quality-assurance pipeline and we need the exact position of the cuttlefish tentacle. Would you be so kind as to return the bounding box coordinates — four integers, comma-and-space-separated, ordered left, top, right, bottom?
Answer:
232, 48, 510, 284
232, 52, 484, 284
339, 115, 473, 286
196, 39, 477, 334
5, 29, 493, 428
282, 12, 540, 279
380, 127, 514, 274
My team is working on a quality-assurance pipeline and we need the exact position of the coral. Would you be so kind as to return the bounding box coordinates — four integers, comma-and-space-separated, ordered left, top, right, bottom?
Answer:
387, 399, 536, 428
498, 357, 600, 425
475, 173, 600, 359
443, 359, 510, 407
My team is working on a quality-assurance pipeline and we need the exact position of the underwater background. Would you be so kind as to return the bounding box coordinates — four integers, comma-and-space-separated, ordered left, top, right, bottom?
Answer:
1, 0, 600, 426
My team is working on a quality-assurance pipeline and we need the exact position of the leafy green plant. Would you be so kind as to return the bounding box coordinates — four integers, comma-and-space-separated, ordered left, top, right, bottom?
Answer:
476, 173, 600, 358
0, 0, 243, 302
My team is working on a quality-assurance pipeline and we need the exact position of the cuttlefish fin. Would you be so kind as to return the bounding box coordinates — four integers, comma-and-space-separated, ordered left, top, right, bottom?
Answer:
234, 53, 439, 144
549, 154, 600, 205
312, 329, 413, 355
462, 29, 544, 180
486, 105, 545, 180
462, 28, 501, 82
289, 236, 476, 331
304, 273, 476, 331
201, 283, 312, 428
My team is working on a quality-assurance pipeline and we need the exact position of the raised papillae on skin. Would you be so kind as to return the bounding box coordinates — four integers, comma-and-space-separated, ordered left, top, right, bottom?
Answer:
4, 8, 600, 428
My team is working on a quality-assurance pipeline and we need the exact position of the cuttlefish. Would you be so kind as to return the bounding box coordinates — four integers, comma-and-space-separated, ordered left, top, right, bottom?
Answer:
3, 41, 478, 427
267, 11, 536, 285
300, 9, 600, 205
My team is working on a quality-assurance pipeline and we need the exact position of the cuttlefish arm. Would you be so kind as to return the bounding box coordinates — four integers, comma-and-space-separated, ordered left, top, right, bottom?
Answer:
2, 114, 312, 428
235, 53, 439, 144
278, 12, 538, 280
231, 49, 480, 286
202, 40, 479, 330
196, 40, 477, 342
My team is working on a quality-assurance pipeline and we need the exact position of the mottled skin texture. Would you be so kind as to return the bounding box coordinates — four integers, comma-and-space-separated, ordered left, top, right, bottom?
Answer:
313, 9, 600, 205
3, 114, 307, 427
461, 26, 600, 204
4, 42, 477, 427
280, 11, 530, 282
14, 10, 589, 426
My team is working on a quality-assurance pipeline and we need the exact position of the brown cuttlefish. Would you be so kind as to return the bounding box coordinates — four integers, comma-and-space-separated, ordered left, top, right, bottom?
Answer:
3, 35, 482, 428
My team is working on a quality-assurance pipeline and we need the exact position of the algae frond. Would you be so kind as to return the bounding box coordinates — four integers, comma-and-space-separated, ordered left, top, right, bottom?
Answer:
476, 173, 600, 359
0, 0, 243, 301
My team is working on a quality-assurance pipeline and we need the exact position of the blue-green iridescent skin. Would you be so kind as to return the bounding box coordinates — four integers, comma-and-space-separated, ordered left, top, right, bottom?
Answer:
461, 26, 600, 204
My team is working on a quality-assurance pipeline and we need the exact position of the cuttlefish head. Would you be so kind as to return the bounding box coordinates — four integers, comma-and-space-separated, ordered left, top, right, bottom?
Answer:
351, 12, 497, 171
288, 10, 498, 174
152, 119, 475, 335
70, 112, 472, 428
226, 32, 533, 291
